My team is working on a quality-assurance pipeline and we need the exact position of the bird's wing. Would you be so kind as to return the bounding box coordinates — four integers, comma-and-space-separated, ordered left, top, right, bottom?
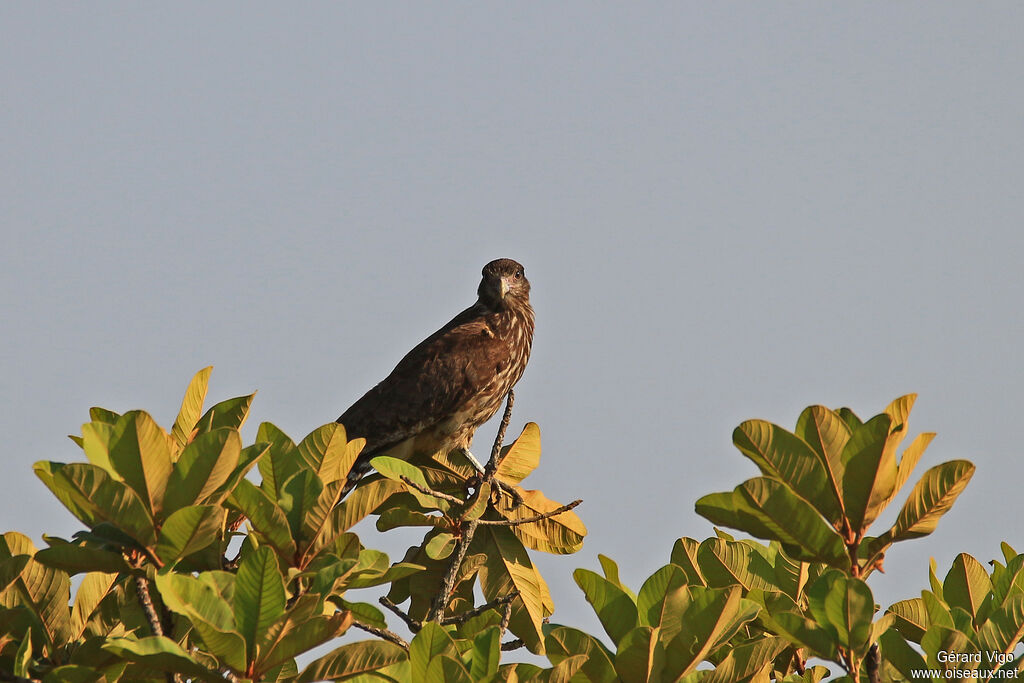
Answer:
338, 313, 512, 455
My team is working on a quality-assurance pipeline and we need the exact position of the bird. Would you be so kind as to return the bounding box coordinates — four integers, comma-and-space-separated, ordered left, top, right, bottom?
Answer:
338, 258, 534, 491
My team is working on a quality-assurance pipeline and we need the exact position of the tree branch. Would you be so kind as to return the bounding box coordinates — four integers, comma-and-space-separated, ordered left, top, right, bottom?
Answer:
379, 596, 422, 633
399, 476, 464, 505
441, 590, 520, 626
478, 500, 582, 526
501, 638, 525, 651
426, 391, 515, 624
351, 620, 410, 652
134, 575, 164, 637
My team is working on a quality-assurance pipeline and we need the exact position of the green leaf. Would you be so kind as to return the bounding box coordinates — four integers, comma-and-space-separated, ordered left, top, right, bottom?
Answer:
495, 423, 542, 484
546, 654, 588, 683
35, 462, 157, 548
155, 504, 225, 564
80, 422, 117, 477
573, 568, 638, 645
372, 456, 452, 513
411, 622, 458, 682
329, 478, 404, 536
669, 537, 707, 586
425, 655, 472, 683
737, 477, 847, 566
479, 526, 551, 653
171, 366, 212, 452
920, 625, 976, 670
501, 489, 586, 556
806, 570, 874, 654
614, 625, 665, 683
235, 546, 286, 661
884, 432, 936, 508
887, 460, 975, 542
886, 598, 929, 642
256, 610, 352, 674
14, 628, 31, 677
34, 544, 130, 576
102, 635, 222, 682
377, 508, 445, 532
163, 429, 242, 514
636, 564, 687, 628
69, 572, 119, 640
766, 611, 838, 659
663, 586, 760, 678
696, 538, 775, 591
154, 570, 246, 672
470, 627, 502, 681
298, 422, 361, 484
107, 410, 174, 516
279, 469, 324, 540
0, 532, 73, 650
733, 419, 839, 522
544, 625, 617, 683
256, 422, 302, 500
89, 406, 121, 424
878, 628, 928, 680
977, 593, 1024, 655
425, 532, 456, 561
840, 413, 896, 533
227, 479, 297, 561
943, 553, 991, 621
196, 393, 255, 435
794, 405, 850, 517
702, 635, 788, 683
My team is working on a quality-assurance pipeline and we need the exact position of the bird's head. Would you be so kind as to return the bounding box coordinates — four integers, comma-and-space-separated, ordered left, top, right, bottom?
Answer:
478, 258, 530, 311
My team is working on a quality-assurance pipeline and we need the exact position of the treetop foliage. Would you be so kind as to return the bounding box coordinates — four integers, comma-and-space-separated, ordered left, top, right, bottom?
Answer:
0, 371, 1019, 682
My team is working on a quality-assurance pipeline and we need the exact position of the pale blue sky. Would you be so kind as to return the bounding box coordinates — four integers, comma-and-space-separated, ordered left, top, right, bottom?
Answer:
2, 2, 1023, 655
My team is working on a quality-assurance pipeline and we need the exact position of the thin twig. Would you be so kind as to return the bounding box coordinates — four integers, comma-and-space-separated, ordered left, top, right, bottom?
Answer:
501, 638, 526, 651
499, 598, 513, 639
400, 476, 464, 505
478, 500, 582, 526
426, 392, 515, 623
484, 391, 515, 477
441, 590, 520, 626
379, 596, 422, 633
351, 620, 410, 651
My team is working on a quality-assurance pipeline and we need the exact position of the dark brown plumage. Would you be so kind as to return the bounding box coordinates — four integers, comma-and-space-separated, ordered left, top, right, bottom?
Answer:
338, 258, 534, 481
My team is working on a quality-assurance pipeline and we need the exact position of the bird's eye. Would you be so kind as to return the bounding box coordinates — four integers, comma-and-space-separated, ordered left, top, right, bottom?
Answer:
514, 269, 523, 280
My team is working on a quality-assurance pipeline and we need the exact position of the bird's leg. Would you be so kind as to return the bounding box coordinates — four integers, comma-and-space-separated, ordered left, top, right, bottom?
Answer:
458, 447, 522, 508
459, 448, 487, 475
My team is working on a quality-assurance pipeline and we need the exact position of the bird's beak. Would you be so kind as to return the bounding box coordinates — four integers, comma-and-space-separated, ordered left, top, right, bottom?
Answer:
499, 277, 511, 298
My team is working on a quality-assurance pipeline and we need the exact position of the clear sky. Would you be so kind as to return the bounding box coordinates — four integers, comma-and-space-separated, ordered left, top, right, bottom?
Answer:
2, 2, 1023, 656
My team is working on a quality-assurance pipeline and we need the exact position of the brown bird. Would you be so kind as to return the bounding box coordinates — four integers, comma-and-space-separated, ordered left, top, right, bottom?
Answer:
338, 258, 534, 487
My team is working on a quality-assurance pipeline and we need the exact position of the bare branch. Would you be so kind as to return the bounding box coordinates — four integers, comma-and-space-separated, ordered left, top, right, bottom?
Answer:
485, 391, 515, 476
866, 643, 880, 683
478, 500, 582, 526
133, 576, 181, 683
351, 620, 410, 652
134, 576, 164, 637
441, 590, 520, 626
379, 596, 422, 633
426, 392, 517, 624
499, 597, 513, 639
501, 638, 526, 652
399, 476, 464, 505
